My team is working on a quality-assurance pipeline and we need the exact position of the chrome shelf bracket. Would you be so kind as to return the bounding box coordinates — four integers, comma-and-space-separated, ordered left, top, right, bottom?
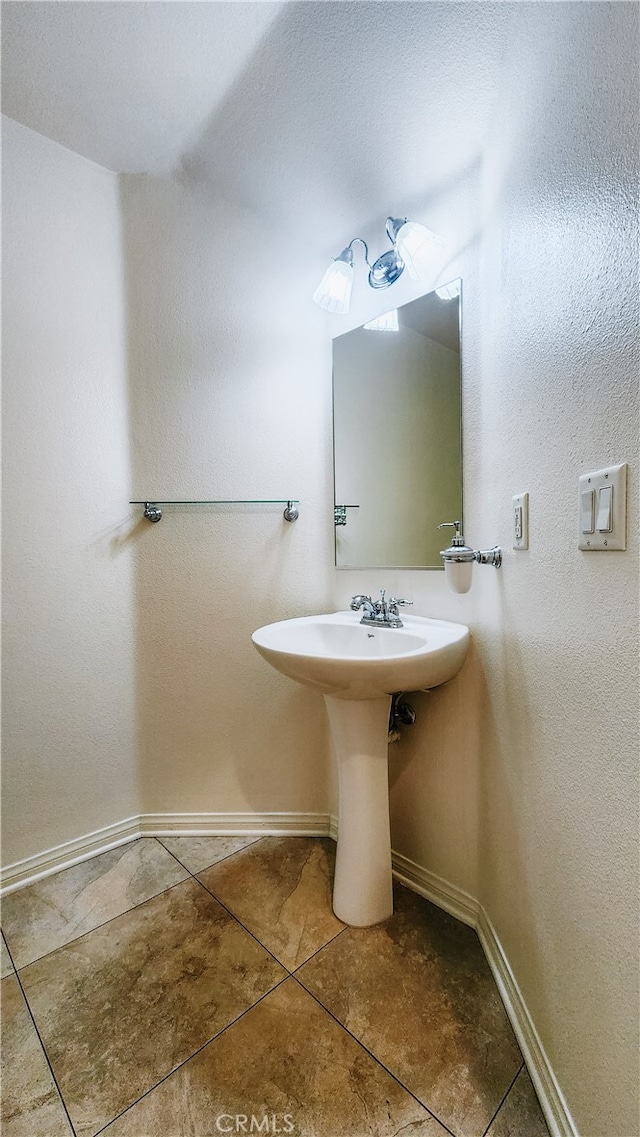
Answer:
144, 502, 162, 523
334, 504, 360, 526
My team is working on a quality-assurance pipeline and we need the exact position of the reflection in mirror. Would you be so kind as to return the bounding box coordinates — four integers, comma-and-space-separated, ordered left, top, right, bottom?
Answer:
333, 281, 462, 568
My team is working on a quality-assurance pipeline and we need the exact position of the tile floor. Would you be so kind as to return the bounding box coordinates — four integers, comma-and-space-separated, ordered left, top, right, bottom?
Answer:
1, 836, 551, 1137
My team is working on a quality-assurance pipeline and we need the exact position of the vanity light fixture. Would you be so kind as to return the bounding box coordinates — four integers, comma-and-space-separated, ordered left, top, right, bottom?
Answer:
437, 521, 502, 594
313, 217, 445, 314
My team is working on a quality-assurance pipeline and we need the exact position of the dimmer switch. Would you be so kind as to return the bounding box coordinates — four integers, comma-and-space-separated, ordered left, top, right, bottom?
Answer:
578, 464, 627, 550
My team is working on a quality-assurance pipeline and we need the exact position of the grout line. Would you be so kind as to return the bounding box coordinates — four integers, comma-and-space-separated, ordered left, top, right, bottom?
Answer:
156, 834, 265, 878
156, 837, 299, 975
1, 930, 15, 979
10, 833, 278, 979
481, 1061, 525, 1137
291, 923, 348, 971
190, 873, 292, 975
188, 843, 349, 978
91, 974, 292, 1136
5, 839, 194, 973
3, 937, 79, 1137
291, 971, 459, 1137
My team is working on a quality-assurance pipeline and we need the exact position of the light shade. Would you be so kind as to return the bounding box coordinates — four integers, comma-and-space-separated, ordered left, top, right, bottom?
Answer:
394, 221, 445, 282
313, 256, 353, 313
435, 280, 461, 300
363, 309, 399, 331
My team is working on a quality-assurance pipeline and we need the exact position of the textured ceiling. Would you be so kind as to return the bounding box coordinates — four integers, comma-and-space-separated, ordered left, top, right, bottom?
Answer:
2, 1, 515, 248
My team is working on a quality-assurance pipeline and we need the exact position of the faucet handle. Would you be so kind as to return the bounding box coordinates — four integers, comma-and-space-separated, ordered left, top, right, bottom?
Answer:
389, 597, 413, 613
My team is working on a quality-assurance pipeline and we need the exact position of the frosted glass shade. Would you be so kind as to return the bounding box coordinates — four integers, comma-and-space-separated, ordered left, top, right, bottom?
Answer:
435, 280, 461, 300
363, 309, 399, 331
394, 222, 445, 282
313, 258, 354, 313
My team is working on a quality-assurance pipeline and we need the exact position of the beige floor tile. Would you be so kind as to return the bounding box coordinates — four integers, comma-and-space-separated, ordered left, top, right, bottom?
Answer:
102, 978, 451, 1137
2, 838, 189, 968
486, 1067, 550, 1136
1, 933, 14, 977
1, 974, 72, 1137
198, 837, 344, 969
19, 877, 286, 1137
297, 884, 523, 1137
158, 835, 260, 874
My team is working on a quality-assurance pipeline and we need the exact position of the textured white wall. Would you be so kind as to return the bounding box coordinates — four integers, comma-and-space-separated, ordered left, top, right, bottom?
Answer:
1, 118, 139, 864
468, 7, 639, 1135
120, 173, 335, 816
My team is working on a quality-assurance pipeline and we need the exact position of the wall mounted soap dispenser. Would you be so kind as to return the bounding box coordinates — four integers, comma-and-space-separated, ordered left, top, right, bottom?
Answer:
437, 522, 502, 593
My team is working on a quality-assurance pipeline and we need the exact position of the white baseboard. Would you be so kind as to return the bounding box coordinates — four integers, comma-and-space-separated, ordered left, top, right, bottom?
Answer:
0, 812, 577, 1136
0, 812, 334, 895
476, 907, 578, 1137
390, 852, 578, 1137
0, 815, 142, 896
139, 811, 334, 838
391, 850, 480, 928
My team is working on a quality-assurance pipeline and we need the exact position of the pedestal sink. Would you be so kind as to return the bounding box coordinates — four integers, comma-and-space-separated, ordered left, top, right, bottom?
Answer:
251, 611, 470, 927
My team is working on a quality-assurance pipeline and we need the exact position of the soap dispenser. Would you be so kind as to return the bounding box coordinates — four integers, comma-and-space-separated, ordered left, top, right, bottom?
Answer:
437, 521, 502, 594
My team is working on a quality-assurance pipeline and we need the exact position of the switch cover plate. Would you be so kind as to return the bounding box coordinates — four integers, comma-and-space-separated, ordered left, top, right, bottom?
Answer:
578, 463, 627, 550
512, 492, 529, 550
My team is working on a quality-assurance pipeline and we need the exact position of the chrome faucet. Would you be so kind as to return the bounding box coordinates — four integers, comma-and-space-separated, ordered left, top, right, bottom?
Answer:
350, 594, 377, 620
350, 588, 413, 628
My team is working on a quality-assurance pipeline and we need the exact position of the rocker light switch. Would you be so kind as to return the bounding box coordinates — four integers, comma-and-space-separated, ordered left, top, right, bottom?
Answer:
580, 489, 595, 533
596, 485, 613, 532
578, 464, 627, 550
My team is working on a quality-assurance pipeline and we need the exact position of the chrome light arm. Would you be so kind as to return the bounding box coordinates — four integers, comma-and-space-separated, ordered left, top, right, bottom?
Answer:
334, 237, 371, 269
339, 230, 405, 290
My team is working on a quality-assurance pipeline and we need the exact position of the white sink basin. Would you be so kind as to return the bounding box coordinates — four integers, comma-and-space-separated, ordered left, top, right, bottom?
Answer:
251, 608, 470, 928
251, 610, 470, 700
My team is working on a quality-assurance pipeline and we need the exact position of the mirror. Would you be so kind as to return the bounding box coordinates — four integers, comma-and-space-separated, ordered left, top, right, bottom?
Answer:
332, 280, 462, 569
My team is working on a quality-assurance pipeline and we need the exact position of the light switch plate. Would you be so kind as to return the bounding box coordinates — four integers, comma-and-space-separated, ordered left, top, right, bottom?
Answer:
512, 492, 529, 550
578, 463, 627, 550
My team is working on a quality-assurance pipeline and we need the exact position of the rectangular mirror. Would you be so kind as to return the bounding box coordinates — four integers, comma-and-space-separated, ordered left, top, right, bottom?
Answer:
332, 280, 462, 568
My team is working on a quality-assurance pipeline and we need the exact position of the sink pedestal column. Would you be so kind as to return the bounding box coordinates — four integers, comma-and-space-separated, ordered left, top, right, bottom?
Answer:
324, 694, 393, 926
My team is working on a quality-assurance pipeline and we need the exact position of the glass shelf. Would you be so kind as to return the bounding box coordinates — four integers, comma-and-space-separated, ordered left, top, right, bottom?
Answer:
129, 500, 299, 505
130, 499, 299, 523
